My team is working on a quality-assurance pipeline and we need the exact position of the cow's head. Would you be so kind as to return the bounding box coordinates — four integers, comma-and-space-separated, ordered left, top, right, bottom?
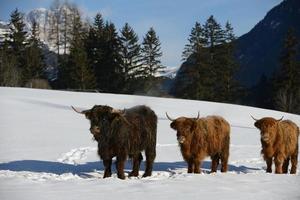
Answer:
72, 105, 121, 141
166, 112, 199, 144
251, 116, 283, 144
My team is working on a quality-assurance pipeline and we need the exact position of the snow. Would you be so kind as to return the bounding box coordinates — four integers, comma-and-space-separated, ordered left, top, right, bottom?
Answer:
156, 66, 179, 78
0, 87, 299, 200
270, 20, 281, 29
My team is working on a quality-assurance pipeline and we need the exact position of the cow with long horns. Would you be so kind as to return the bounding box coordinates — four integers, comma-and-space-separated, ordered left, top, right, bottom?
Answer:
252, 116, 299, 174
72, 105, 157, 179
166, 113, 230, 173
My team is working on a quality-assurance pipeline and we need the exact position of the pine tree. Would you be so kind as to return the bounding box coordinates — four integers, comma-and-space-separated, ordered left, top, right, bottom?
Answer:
178, 22, 208, 100
215, 21, 240, 102
204, 15, 225, 49
194, 15, 225, 101
7, 8, 28, 84
68, 10, 96, 90
9, 8, 27, 55
177, 16, 240, 103
86, 16, 123, 92
141, 27, 163, 77
0, 41, 21, 86
23, 20, 45, 84
182, 22, 206, 61
253, 74, 273, 109
273, 29, 300, 113
101, 22, 123, 92
85, 13, 105, 90
119, 23, 142, 92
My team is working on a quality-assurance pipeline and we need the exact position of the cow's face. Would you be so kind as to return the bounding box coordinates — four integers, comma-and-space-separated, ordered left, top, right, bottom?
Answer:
84, 105, 114, 140
170, 117, 195, 144
254, 117, 278, 144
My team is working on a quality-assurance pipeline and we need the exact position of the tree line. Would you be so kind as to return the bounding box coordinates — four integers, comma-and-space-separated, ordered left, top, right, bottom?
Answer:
172, 16, 300, 114
0, 1, 164, 94
0, 9, 45, 87
0, 1, 299, 114
172, 16, 241, 103
253, 29, 300, 114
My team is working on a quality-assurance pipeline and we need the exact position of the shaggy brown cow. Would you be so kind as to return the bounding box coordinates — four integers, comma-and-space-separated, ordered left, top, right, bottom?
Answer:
167, 113, 230, 173
252, 116, 299, 174
72, 105, 157, 179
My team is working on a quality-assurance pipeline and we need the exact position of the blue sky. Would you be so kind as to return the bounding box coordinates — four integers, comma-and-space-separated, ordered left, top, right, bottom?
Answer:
0, 0, 282, 68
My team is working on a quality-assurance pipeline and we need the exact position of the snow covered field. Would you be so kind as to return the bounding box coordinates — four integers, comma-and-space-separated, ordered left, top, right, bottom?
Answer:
0, 87, 299, 200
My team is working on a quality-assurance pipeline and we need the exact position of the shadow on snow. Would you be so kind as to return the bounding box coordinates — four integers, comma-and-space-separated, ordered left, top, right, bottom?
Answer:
0, 159, 260, 178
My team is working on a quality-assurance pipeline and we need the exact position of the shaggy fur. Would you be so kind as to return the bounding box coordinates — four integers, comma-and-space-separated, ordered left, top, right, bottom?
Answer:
84, 105, 157, 179
254, 117, 299, 174
170, 115, 230, 173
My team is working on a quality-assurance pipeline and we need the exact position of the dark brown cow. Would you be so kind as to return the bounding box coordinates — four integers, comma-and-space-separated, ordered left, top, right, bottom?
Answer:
252, 116, 299, 174
167, 113, 230, 173
72, 105, 157, 179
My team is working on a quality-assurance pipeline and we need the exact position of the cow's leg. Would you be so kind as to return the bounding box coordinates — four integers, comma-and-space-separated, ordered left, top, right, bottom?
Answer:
193, 159, 202, 174
265, 157, 272, 173
187, 158, 194, 173
274, 155, 284, 174
103, 159, 112, 178
211, 154, 220, 173
129, 153, 143, 177
290, 150, 298, 174
282, 157, 290, 174
116, 155, 126, 180
143, 146, 156, 177
221, 150, 229, 173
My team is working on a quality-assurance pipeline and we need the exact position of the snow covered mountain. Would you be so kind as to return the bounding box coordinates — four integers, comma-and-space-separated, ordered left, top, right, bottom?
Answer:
0, 20, 10, 43
0, 7, 68, 54
156, 66, 179, 79
0, 87, 299, 200
0, 8, 178, 80
0, 9, 47, 44
26, 8, 51, 44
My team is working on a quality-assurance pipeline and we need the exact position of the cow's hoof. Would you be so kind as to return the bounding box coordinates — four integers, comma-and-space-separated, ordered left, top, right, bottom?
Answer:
117, 174, 126, 180
142, 172, 151, 178
103, 172, 112, 178
129, 171, 139, 177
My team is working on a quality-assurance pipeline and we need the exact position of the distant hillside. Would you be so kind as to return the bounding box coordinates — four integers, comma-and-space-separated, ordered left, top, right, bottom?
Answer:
172, 0, 300, 93
235, 0, 300, 87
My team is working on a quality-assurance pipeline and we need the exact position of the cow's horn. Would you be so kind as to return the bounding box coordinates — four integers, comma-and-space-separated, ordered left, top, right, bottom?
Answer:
196, 111, 200, 120
276, 116, 284, 121
251, 115, 259, 121
166, 112, 175, 121
71, 106, 87, 114
112, 108, 122, 113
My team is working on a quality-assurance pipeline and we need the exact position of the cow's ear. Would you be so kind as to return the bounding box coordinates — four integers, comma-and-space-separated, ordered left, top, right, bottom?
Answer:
108, 112, 120, 121
85, 111, 91, 120
254, 121, 261, 129
189, 119, 197, 132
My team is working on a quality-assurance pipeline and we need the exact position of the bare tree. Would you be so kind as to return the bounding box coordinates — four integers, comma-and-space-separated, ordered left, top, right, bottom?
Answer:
275, 88, 300, 113
48, 0, 80, 55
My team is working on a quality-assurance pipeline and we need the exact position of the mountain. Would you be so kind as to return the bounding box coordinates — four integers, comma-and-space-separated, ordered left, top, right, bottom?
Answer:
172, 0, 300, 94
0, 6, 74, 54
235, 0, 300, 87
26, 8, 51, 44
0, 8, 176, 83
0, 8, 49, 44
0, 21, 10, 43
